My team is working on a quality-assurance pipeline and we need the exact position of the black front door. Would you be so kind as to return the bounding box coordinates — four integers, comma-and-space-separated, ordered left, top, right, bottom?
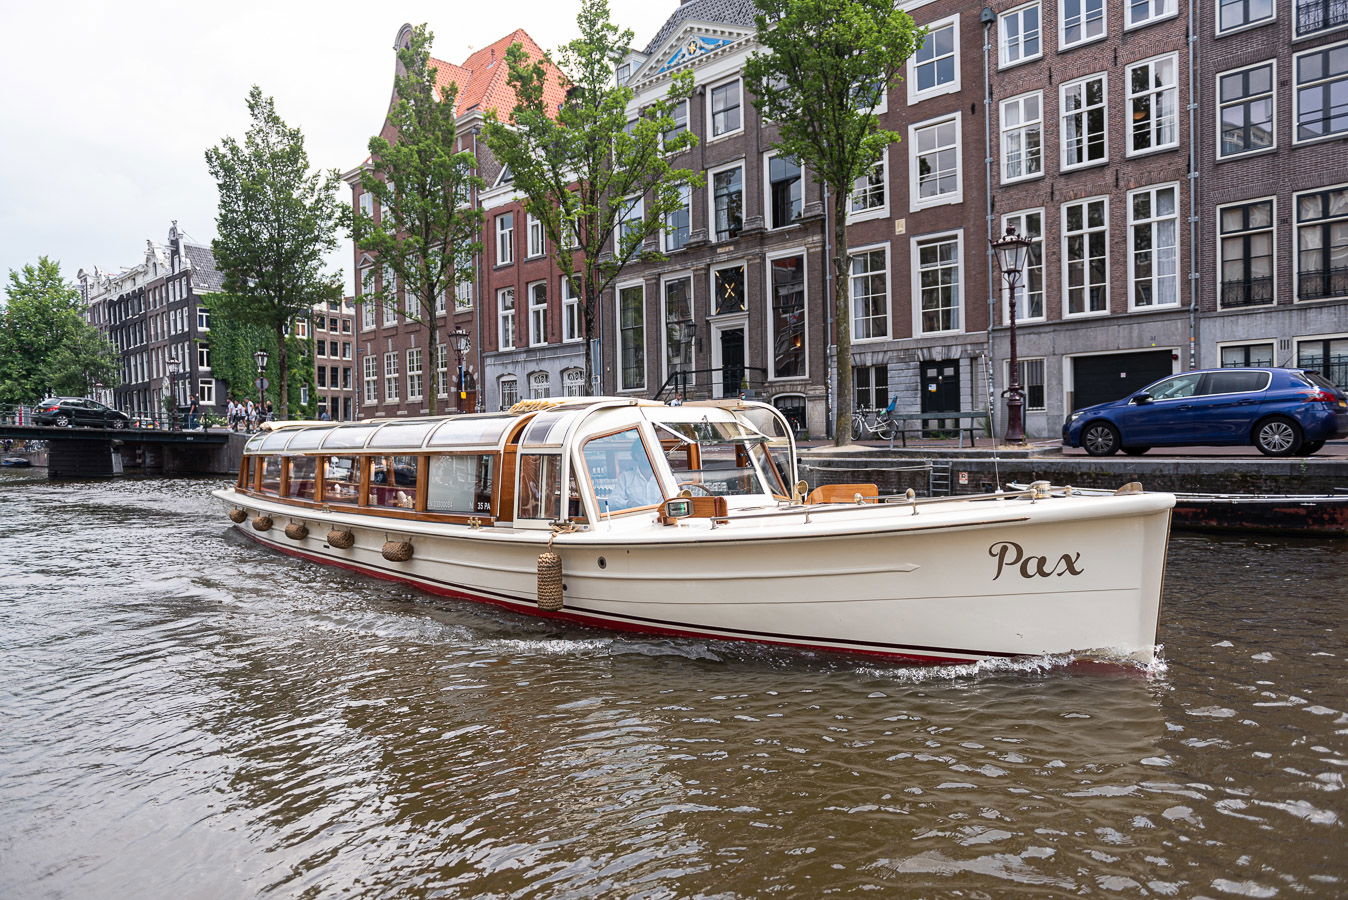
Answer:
1071, 351, 1174, 411
920, 360, 960, 413
720, 328, 745, 398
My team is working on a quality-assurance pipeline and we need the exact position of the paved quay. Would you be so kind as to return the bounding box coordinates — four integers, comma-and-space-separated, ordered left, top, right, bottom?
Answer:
796, 436, 1348, 496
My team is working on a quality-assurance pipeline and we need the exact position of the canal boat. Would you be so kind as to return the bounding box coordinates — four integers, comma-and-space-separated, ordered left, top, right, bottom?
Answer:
213, 398, 1176, 665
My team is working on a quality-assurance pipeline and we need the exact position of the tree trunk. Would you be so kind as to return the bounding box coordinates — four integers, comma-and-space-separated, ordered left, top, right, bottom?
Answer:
583, 275, 598, 395
273, 320, 289, 419
425, 288, 439, 416
831, 189, 853, 447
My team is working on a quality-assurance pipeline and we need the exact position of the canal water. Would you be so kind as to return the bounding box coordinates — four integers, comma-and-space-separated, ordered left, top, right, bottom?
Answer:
1, 472, 1343, 899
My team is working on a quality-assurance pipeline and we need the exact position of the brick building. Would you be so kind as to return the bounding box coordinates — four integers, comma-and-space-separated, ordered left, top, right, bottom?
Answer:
1193, 0, 1348, 384
79, 222, 227, 418
312, 297, 356, 420
347, 26, 568, 418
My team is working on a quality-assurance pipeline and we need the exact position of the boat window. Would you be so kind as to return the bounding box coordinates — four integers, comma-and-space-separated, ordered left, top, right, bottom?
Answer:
427, 415, 515, 448
519, 410, 578, 447
518, 454, 563, 520
653, 421, 771, 497
368, 455, 419, 509
427, 455, 494, 515
287, 456, 317, 500
321, 456, 362, 504
321, 423, 380, 450
284, 427, 329, 452
582, 429, 664, 514
368, 420, 438, 450
260, 456, 283, 493
259, 429, 300, 452
244, 432, 267, 454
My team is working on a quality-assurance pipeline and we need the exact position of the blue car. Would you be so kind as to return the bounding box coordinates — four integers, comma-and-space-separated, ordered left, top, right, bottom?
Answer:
1062, 367, 1348, 457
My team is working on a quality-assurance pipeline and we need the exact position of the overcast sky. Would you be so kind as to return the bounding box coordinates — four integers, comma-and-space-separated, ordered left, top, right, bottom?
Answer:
0, 0, 674, 295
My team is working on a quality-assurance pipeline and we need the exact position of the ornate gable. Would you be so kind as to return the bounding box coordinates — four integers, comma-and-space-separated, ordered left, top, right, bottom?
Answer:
634, 22, 751, 83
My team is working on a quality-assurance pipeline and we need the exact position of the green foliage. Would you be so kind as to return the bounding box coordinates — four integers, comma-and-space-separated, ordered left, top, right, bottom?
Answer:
205, 86, 342, 417
743, 0, 923, 444
353, 24, 486, 415
0, 257, 93, 404
201, 294, 314, 417
40, 321, 121, 398
483, 0, 701, 386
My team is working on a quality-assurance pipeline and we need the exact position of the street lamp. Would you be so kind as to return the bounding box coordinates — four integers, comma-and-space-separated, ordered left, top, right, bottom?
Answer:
167, 356, 181, 430
448, 327, 471, 410
990, 224, 1034, 445
253, 348, 270, 423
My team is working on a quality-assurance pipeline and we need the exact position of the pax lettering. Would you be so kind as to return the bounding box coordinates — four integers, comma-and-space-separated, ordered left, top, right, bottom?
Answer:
989, 541, 1084, 580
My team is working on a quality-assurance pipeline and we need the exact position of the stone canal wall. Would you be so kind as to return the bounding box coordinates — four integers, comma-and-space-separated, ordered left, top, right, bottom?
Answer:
799, 448, 1348, 497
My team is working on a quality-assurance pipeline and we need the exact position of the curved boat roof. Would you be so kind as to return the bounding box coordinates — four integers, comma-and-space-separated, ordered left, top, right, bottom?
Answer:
242, 396, 779, 455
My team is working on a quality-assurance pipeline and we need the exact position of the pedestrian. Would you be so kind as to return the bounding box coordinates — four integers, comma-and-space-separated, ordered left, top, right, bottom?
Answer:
264, 401, 275, 423
319, 407, 331, 421
245, 399, 257, 433
186, 394, 200, 430
229, 398, 241, 432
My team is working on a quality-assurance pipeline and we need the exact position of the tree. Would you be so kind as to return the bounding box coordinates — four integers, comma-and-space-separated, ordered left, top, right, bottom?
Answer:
484, 0, 700, 391
205, 86, 343, 417
40, 321, 121, 398
353, 25, 485, 415
744, 0, 923, 444
0, 257, 89, 404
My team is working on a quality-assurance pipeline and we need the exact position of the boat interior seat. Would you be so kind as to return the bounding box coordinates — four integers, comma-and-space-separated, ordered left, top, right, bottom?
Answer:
805, 483, 879, 505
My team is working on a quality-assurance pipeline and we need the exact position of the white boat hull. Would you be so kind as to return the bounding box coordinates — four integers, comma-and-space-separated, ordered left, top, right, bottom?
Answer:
217, 488, 1173, 665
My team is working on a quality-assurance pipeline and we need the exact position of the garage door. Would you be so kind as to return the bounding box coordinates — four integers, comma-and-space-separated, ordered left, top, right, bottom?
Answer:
1070, 351, 1174, 411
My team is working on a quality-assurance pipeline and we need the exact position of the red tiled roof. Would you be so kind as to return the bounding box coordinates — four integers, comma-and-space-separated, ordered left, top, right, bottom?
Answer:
428, 29, 568, 119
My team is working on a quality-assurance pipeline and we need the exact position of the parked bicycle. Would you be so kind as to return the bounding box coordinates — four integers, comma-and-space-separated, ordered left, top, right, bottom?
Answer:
851, 407, 898, 441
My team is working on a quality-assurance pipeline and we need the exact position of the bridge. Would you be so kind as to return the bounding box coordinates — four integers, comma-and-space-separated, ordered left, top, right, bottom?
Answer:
0, 424, 239, 479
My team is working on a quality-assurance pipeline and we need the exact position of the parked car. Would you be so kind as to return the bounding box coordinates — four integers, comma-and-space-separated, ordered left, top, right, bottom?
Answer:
1062, 368, 1348, 457
31, 397, 131, 429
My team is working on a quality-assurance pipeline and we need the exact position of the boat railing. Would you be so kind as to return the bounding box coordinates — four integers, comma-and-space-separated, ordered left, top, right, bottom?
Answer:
709, 483, 1059, 525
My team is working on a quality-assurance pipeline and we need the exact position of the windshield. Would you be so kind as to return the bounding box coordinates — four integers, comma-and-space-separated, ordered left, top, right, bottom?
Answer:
654, 420, 781, 497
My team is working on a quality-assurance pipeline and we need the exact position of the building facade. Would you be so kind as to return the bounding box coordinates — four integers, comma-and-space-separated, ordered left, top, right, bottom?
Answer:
313, 297, 357, 420
79, 222, 227, 418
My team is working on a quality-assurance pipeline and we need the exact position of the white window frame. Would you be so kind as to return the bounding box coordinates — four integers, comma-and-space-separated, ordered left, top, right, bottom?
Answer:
1001, 209, 1046, 323
848, 243, 891, 342
1060, 0, 1107, 47
660, 272, 696, 384
196, 307, 210, 331
616, 280, 646, 391
907, 15, 961, 104
561, 277, 582, 343
529, 371, 551, 400
664, 185, 691, 253
618, 194, 644, 250
496, 213, 515, 265
363, 355, 378, 404
663, 97, 690, 150
1293, 40, 1348, 144
562, 367, 585, 397
526, 213, 545, 258
198, 378, 215, 405
1126, 0, 1177, 29
707, 78, 743, 140
1060, 73, 1109, 171
1217, 196, 1277, 309
1062, 196, 1111, 318
497, 287, 516, 351
406, 347, 424, 401
1217, 60, 1278, 159
1006, 357, 1046, 410
911, 230, 964, 336
1293, 182, 1348, 302
764, 151, 805, 230
1217, 340, 1277, 367
708, 160, 746, 241
435, 343, 448, 398
1000, 91, 1044, 184
908, 113, 963, 211
1216, 0, 1276, 35
383, 351, 400, 402
1127, 183, 1182, 310
528, 281, 548, 347
499, 375, 518, 410
765, 248, 809, 381
1295, 0, 1348, 38
847, 149, 889, 223
1126, 54, 1180, 156
999, 2, 1043, 68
